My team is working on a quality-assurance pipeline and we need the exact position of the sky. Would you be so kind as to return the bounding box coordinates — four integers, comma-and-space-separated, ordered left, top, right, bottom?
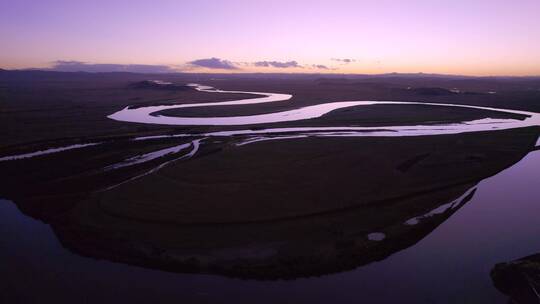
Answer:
1, 0, 539, 76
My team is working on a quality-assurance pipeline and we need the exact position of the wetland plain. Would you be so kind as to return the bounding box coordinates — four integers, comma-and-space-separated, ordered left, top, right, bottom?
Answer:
2, 70, 540, 303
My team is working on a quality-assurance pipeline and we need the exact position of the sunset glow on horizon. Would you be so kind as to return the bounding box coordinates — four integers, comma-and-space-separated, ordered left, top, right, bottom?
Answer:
1, 0, 539, 76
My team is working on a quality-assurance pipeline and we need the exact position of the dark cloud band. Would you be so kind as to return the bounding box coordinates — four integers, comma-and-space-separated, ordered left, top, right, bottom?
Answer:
187, 58, 238, 70
254, 61, 301, 68
331, 58, 355, 63
50, 61, 176, 73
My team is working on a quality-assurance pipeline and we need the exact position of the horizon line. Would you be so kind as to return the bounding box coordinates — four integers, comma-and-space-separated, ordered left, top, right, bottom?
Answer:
2, 68, 540, 79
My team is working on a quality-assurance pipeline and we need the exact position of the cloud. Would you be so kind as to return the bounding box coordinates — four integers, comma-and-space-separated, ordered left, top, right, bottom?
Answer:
187, 57, 238, 70
254, 61, 302, 68
331, 58, 356, 64
312, 64, 330, 70
47, 59, 332, 73
50, 60, 177, 73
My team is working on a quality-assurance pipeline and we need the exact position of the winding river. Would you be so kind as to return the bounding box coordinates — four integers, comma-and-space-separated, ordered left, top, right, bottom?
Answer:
2, 83, 539, 163
2, 83, 540, 303
108, 83, 540, 137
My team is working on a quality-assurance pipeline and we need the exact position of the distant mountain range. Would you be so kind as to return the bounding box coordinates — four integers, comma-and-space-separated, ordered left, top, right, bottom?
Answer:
0, 69, 539, 80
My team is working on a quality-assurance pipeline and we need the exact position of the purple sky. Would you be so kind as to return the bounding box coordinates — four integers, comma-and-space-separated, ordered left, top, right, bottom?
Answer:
1, 0, 539, 75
